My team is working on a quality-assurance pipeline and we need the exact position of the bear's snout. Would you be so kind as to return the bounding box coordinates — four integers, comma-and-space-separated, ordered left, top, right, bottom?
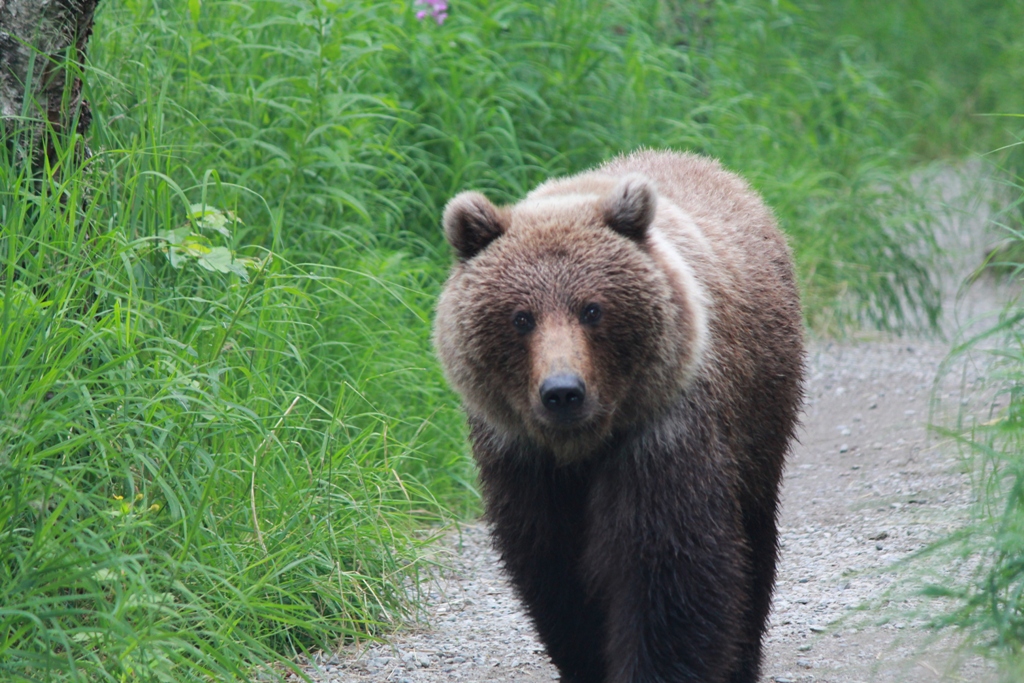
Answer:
539, 373, 587, 421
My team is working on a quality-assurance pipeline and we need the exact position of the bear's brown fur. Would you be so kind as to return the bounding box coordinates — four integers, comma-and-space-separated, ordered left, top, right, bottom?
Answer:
434, 150, 804, 683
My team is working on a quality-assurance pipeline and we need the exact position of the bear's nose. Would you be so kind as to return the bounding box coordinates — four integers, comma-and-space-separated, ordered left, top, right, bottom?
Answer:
540, 374, 586, 416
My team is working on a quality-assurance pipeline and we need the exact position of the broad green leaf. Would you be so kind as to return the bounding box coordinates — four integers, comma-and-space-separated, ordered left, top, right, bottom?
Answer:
181, 234, 214, 257
158, 226, 190, 245
226, 259, 250, 281
187, 203, 237, 237
196, 246, 235, 274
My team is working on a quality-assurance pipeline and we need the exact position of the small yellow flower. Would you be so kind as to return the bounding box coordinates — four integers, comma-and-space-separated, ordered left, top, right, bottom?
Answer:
148, 503, 161, 513
135, 493, 144, 501
113, 495, 124, 501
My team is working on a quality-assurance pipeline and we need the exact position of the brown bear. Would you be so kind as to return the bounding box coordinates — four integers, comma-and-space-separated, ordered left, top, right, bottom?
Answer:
433, 150, 804, 683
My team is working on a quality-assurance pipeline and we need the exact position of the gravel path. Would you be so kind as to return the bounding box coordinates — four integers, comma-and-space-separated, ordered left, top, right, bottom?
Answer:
760, 340, 994, 683
292, 165, 1013, 683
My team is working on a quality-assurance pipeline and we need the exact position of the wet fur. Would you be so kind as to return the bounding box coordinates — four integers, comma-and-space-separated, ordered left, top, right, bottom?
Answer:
434, 150, 804, 682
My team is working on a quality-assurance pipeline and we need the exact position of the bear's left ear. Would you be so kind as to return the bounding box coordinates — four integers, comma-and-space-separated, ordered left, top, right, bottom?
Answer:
601, 174, 657, 242
443, 191, 509, 261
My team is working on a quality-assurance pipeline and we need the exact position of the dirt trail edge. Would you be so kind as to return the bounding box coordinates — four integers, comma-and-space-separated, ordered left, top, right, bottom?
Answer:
292, 165, 1009, 683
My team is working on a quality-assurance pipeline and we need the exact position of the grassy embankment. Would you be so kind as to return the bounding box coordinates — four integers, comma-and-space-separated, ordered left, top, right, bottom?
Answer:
821, 2, 1024, 679
1, 0, 951, 680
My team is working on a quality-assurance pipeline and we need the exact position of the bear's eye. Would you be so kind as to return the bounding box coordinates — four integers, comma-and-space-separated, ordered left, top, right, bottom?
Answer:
512, 311, 536, 334
580, 303, 603, 325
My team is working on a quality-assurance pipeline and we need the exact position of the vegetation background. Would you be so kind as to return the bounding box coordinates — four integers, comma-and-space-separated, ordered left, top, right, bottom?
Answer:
1, 0, 1022, 681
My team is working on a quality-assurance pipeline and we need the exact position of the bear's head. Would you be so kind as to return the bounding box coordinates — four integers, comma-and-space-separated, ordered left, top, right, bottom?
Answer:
434, 174, 707, 461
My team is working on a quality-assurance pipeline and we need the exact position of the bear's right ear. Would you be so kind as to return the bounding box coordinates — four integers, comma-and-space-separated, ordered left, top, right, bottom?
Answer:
443, 192, 508, 261
601, 174, 657, 242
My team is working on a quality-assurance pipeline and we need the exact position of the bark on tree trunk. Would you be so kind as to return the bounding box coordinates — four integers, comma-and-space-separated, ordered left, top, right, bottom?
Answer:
0, 0, 100, 166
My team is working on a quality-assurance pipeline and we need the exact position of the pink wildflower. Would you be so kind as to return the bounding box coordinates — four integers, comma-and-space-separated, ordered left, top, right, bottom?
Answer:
415, 0, 448, 25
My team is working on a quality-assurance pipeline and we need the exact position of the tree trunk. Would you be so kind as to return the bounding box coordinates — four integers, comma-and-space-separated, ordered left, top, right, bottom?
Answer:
0, 0, 100, 166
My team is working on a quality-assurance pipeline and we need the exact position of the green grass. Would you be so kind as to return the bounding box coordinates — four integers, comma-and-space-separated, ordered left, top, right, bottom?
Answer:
912, 333, 1024, 680
900, 148, 1024, 681
0, 128, 469, 681
0, 0, 972, 680
813, 0, 1024, 158
90, 0, 943, 331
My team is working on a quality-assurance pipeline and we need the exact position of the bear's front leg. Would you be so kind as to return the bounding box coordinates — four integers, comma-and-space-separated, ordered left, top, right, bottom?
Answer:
598, 544, 749, 683
497, 511, 608, 683
585, 433, 752, 683
473, 431, 608, 682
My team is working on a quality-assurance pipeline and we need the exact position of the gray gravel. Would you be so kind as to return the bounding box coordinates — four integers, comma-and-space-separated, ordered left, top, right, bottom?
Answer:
287, 165, 1015, 683
761, 339, 996, 683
